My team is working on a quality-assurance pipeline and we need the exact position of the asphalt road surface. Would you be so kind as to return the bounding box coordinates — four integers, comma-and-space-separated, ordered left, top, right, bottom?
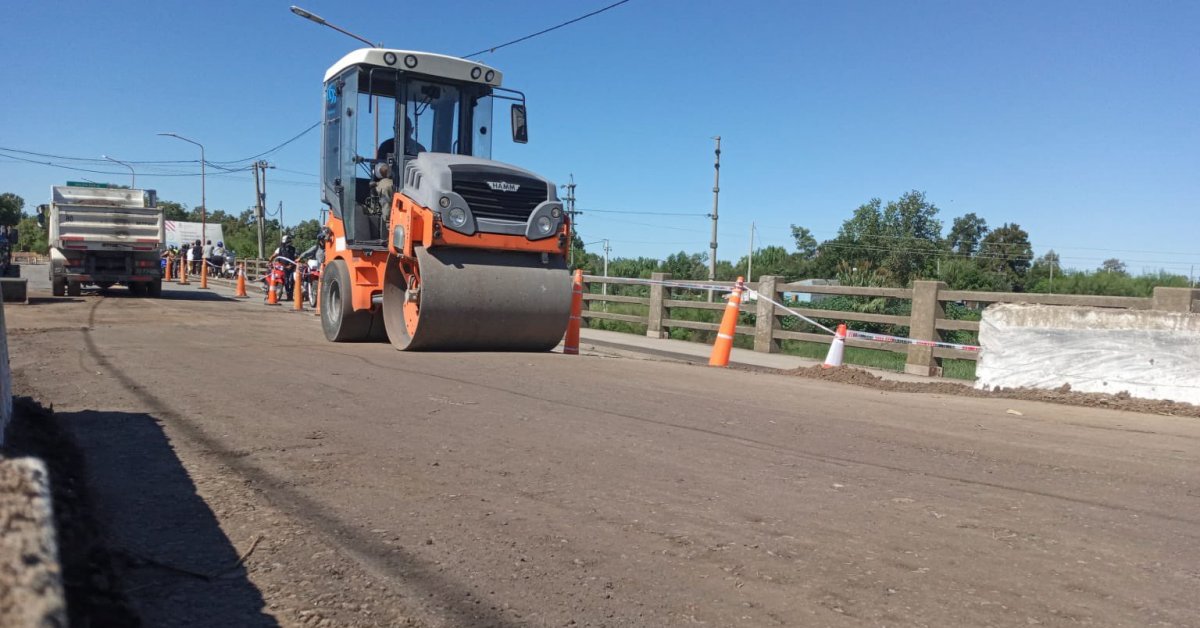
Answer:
7, 267, 1200, 627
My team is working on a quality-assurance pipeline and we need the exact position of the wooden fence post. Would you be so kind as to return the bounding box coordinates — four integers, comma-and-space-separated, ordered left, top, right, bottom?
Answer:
754, 275, 781, 353
905, 280, 947, 377
646, 272, 670, 338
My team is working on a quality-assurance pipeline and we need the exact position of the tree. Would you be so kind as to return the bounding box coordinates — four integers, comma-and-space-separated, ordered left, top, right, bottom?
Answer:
0, 193, 24, 226
15, 215, 48, 254
158, 200, 188, 221
1100, 258, 1127, 275
789, 225, 818, 259
879, 190, 943, 284
978, 223, 1033, 290
1025, 250, 1062, 291
292, 219, 322, 255
735, 245, 805, 281
658, 251, 708, 280
813, 191, 944, 286
946, 212, 988, 256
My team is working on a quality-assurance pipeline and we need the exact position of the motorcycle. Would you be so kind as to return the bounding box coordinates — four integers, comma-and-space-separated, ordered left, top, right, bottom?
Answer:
299, 260, 321, 308
261, 260, 287, 303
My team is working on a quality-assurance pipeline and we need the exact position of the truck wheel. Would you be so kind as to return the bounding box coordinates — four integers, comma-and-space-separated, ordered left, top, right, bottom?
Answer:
67, 281, 81, 297
52, 277, 66, 297
146, 280, 162, 298
320, 259, 370, 342
128, 283, 146, 297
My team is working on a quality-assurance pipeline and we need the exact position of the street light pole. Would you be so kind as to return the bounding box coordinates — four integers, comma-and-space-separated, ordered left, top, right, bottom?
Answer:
289, 6, 379, 47
158, 132, 207, 288
102, 155, 135, 188
290, 7, 383, 147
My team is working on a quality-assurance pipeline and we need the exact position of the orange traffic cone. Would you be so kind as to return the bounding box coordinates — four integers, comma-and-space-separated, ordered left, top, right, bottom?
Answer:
708, 276, 746, 367
266, 270, 279, 306
563, 269, 584, 354
179, 260, 189, 285
199, 260, 209, 289
164, 256, 173, 281
823, 324, 847, 368
293, 268, 304, 311
235, 263, 248, 298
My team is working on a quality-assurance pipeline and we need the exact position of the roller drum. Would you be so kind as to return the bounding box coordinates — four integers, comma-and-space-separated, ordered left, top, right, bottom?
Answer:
385, 247, 571, 351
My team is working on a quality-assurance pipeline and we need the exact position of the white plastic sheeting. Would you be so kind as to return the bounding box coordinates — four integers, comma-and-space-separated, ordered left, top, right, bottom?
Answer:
975, 304, 1200, 405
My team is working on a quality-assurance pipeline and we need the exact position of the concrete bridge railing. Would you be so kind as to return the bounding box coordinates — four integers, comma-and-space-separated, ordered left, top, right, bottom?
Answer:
581, 274, 1200, 377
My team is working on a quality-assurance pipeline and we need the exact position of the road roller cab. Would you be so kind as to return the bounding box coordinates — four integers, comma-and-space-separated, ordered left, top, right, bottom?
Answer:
318, 48, 572, 350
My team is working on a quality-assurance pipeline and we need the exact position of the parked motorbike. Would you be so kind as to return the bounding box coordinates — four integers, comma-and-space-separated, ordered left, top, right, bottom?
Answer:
299, 260, 321, 308
261, 260, 287, 303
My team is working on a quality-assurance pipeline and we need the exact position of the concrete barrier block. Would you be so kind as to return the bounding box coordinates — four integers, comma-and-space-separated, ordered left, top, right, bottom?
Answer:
0, 457, 67, 627
976, 303, 1200, 404
0, 279, 26, 305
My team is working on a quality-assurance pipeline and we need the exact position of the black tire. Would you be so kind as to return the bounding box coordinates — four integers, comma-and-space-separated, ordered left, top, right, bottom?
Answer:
306, 281, 318, 308
146, 280, 163, 298
320, 259, 371, 342
52, 277, 66, 297
128, 283, 145, 296
67, 281, 81, 297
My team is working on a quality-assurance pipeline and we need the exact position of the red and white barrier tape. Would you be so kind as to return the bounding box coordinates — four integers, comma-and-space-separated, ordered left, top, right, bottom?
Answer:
844, 329, 980, 352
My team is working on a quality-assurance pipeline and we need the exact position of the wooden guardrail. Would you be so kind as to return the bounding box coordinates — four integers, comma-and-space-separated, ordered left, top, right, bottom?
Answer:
581, 273, 1198, 377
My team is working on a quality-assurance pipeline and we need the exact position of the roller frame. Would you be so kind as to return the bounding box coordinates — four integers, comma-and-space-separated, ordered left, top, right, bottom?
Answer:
320, 192, 572, 351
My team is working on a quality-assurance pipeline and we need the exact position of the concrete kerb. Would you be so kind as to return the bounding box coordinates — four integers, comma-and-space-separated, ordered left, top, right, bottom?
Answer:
0, 294, 68, 627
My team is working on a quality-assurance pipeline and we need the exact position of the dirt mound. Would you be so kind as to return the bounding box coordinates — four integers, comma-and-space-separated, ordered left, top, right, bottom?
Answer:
789, 365, 1200, 418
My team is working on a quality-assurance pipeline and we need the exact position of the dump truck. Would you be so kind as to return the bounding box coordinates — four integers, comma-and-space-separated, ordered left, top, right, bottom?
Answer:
40, 183, 165, 297
317, 48, 571, 350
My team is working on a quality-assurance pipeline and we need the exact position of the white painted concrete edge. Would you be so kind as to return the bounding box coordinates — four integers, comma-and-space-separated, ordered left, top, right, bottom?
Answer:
0, 457, 67, 627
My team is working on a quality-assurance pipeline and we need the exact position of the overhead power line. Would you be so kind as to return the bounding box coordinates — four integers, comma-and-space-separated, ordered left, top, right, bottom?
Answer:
210, 121, 321, 164
463, 0, 634, 58
580, 208, 707, 217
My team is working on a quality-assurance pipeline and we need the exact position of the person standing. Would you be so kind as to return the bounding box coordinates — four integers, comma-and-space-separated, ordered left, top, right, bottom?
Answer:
181, 242, 191, 276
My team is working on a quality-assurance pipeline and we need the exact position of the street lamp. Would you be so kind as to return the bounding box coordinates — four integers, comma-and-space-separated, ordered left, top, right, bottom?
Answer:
584, 238, 611, 296
102, 155, 135, 188
290, 6, 383, 147
289, 6, 380, 47
158, 132, 207, 288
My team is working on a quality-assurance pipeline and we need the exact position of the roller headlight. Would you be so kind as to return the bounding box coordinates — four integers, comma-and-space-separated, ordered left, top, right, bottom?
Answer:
551, 206, 562, 218
447, 207, 468, 228
438, 196, 451, 209
536, 215, 553, 234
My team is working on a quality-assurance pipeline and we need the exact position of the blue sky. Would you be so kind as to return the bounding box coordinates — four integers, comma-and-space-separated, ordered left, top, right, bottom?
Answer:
2, 1, 1197, 276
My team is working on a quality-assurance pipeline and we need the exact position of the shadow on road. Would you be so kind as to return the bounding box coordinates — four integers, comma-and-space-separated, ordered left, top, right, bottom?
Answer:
57, 409, 278, 626
155, 288, 238, 302
25, 297, 85, 305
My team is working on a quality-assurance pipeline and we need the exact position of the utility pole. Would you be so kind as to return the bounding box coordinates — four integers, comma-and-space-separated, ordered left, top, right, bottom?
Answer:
278, 201, 285, 244
602, 238, 611, 296
252, 161, 266, 258
707, 136, 721, 300
747, 221, 755, 282
561, 174, 579, 266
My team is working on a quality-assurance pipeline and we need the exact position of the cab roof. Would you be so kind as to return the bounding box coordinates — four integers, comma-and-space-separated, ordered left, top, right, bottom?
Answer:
323, 48, 503, 87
